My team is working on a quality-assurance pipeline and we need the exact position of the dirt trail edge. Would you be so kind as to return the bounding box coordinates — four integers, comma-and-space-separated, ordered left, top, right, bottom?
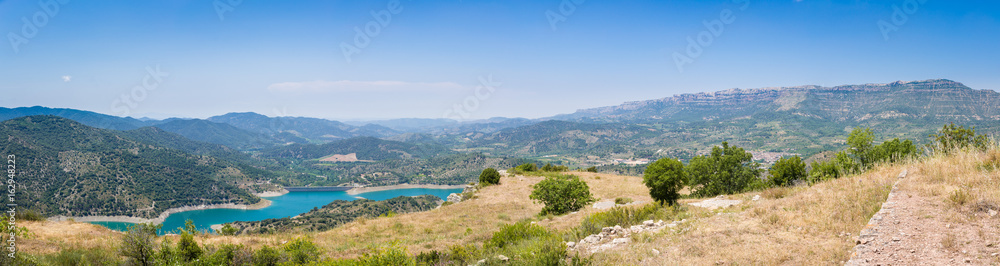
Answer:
846, 169, 1000, 265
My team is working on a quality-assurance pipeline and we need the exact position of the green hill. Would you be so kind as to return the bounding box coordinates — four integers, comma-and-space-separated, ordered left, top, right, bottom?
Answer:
0, 116, 270, 218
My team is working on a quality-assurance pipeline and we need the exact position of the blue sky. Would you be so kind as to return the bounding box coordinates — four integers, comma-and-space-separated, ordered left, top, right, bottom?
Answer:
1, 0, 998, 120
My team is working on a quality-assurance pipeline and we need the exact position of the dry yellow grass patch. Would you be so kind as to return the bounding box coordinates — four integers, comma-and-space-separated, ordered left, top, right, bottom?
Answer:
590, 165, 903, 265
21, 220, 122, 255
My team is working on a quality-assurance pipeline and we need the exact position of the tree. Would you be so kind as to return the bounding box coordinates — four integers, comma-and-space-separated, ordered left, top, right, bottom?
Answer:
529, 174, 595, 215
177, 220, 203, 261
585, 166, 598, 173
847, 127, 876, 168
120, 223, 160, 266
283, 237, 320, 264
643, 158, 686, 206
219, 223, 238, 236
478, 168, 501, 185
930, 123, 990, 153
768, 156, 806, 187
686, 142, 763, 197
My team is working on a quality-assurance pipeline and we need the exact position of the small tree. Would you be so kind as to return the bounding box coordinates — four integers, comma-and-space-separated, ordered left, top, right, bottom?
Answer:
585, 166, 598, 173
643, 158, 686, 206
120, 223, 160, 266
478, 168, 501, 185
253, 246, 283, 266
686, 142, 763, 197
219, 223, 238, 236
177, 220, 203, 261
930, 123, 990, 153
529, 175, 595, 215
283, 237, 320, 264
768, 156, 806, 187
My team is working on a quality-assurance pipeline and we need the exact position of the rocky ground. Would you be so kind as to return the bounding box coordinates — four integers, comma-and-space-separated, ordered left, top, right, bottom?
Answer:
848, 170, 1000, 265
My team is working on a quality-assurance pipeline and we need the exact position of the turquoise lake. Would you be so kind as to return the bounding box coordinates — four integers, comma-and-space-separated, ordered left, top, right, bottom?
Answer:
90, 188, 462, 235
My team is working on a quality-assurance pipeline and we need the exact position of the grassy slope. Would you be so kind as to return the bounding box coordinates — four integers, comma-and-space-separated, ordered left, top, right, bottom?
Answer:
20, 148, 999, 264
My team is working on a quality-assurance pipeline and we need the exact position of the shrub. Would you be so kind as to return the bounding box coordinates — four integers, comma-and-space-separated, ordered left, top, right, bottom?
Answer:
357, 243, 415, 266
52, 247, 118, 265
529, 174, 595, 215
930, 123, 991, 153
808, 159, 840, 182
614, 197, 633, 205
511, 163, 537, 174
120, 223, 159, 266
643, 157, 687, 205
177, 232, 203, 262
483, 222, 566, 265
687, 142, 762, 197
219, 223, 238, 236
283, 237, 320, 264
478, 168, 501, 185
16, 209, 44, 221
585, 166, 598, 173
569, 203, 682, 240
768, 156, 806, 187
252, 246, 283, 266
541, 163, 569, 172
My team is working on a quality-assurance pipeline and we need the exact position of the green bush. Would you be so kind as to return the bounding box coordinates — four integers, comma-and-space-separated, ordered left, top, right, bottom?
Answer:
252, 246, 283, 266
511, 163, 538, 174
643, 157, 687, 205
219, 223, 238, 236
529, 174, 595, 215
930, 123, 991, 153
282, 237, 320, 264
483, 222, 566, 265
479, 168, 501, 185
177, 232, 203, 262
585, 166, 598, 173
49, 247, 119, 266
687, 142, 763, 197
541, 163, 569, 172
614, 197, 633, 205
568, 203, 682, 240
357, 243, 415, 266
768, 156, 806, 187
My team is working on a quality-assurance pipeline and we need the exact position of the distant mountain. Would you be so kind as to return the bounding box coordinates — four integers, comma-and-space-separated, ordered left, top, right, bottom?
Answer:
551, 79, 1000, 124
207, 112, 400, 143
346, 117, 537, 134
152, 119, 278, 150
0, 106, 150, 130
260, 136, 451, 161
0, 116, 273, 218
449, 79, 1000, 162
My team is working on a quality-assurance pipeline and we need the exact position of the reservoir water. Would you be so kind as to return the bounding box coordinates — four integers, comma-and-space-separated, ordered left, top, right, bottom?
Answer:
90, 188, 462, 235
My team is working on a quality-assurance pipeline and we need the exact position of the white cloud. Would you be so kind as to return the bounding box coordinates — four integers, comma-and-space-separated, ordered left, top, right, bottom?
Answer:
61, 75, 71, 82
267, 80, 463, 93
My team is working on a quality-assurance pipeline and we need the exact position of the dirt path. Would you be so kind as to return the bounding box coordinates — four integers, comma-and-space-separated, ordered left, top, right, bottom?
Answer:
847, 170, 1000, 265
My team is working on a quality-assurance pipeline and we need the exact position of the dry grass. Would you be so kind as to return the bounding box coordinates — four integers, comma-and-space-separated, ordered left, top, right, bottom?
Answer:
21, 171, 654, 260
591, 164, 902, 265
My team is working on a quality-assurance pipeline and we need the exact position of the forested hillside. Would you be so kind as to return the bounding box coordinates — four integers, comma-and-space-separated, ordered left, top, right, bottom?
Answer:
0, 116, 269, 218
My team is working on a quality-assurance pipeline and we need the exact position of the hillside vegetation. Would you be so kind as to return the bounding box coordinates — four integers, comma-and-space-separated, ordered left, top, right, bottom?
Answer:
0, 116, 269, 218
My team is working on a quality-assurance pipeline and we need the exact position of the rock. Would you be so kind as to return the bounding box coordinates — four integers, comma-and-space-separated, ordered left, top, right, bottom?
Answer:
965, 258, 972, 263
602, 227, 614, 234
630, 225, 643, 233
752, 195, 761, 201
497, 255, 509, 262
447, 193, 462, 203
593, 200, 616, 209
989, 209, 998, 217
651, 248, 660, 255
892, 237, 901, 242
613, 225, 623, 234
477, 259, 486, 265
992, 253, 998, 257
612, 238, 629, 245
583, 235, 600, 244
643, 220, 655, 227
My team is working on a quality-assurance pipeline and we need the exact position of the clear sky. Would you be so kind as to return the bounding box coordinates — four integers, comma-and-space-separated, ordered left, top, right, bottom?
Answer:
1, 0, 998, 120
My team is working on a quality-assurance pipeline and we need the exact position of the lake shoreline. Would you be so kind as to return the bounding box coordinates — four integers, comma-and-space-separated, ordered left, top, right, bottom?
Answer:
255, 189, 290, 197
346, 184, 467, 195
48, 198, 272, 225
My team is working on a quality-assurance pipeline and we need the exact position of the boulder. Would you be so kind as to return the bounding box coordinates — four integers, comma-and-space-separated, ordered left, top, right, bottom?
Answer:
447, 193, 462, 203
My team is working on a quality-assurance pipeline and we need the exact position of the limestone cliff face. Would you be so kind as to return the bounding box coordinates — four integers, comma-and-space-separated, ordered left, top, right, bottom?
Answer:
554, 79, 1000, 123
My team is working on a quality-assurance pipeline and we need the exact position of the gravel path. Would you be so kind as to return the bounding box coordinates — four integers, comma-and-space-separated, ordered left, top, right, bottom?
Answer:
847, 170, 1000, 265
